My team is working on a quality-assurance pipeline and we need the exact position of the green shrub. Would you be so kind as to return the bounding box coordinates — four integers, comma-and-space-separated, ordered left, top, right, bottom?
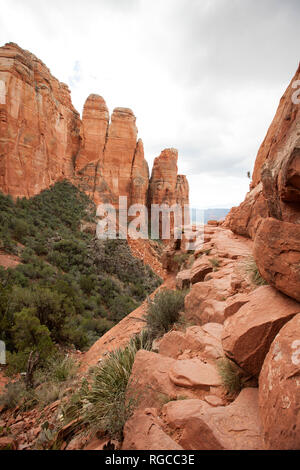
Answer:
44, 355, 78, 383
8, 308, 55, 373
244, 257, 267, 286
0, 181, 162, 362
0, 380, 36, 410
173, 252, 190, 268
1, 353, 79, 410
209, 257, 220, 270
217, 358, 242, 395
144, 289, 186, 340
63, 331, 151, 439
11, 218, 29, 242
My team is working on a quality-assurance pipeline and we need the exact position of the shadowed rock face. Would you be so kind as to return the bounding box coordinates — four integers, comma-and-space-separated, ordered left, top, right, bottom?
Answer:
0, 42, 188, 221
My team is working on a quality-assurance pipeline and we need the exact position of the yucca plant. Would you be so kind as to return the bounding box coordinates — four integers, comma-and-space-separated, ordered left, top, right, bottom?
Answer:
244, 256, 267, 286
64, 330, 151, 440
217, 357, 242, 395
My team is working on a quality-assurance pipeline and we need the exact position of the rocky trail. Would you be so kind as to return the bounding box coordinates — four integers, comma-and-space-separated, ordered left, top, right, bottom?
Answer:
120, 224, 300, 450
1, 222, 299, 450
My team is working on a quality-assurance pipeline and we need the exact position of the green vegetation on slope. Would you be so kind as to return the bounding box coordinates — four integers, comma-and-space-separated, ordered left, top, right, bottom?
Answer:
0, 181, 161, 373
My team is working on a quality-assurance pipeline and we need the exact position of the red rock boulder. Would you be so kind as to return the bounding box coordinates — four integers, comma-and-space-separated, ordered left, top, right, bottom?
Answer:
122, 408, 182, 450
162, 388, 263, 450
222, 285, 300, 376
253, 217, 300, 302
259, 313, 300, 449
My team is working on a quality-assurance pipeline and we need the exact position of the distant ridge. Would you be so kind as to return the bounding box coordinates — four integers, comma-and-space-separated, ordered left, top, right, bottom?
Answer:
191, 208, 230, 224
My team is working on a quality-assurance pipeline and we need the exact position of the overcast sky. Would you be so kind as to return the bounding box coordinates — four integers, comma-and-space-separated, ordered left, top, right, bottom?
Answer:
0, 0, 299, 208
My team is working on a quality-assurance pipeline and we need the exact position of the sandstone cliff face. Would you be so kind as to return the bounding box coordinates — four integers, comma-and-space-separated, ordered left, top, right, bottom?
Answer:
130, 138, 149, 207
75, 94, 109, 201
0, 42, 188, 222
99, 107, 139, 206
76, 104, 149, 208
0, 42, 81, 198
148, 149, 190, 235
224, 64, 300, 301
226, 63, 300, 237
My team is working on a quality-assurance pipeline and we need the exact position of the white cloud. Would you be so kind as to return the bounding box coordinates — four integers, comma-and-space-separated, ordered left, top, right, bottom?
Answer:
0, 0, 299, 208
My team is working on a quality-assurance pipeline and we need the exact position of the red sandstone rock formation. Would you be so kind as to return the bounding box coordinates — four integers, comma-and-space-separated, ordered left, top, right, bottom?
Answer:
99, 107, 138, 205
224, 64, 300, 301
162, 388, 263, 450
149, 148, 189, 207
0, 42, 82, 199
75, 94, 109, 200
226, 63, 300, 236
253, 218, 300, 302
149, 148, 190, 237
130, 138, 149, 207
222, 285, 300, 377
0, 43, 189, 230
259, 313, 300, 450
122, 408, 183, 450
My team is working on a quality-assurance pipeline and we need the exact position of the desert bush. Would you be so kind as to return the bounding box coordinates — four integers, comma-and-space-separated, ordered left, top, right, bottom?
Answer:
217, 357, 242, 395
0, 380, 36, 410
0, 181, 162, 363
44, 355, 78, 383
144, 289, 186, 340
63, 331, 151, 439
0, 353, 79, 410
209, 257, 220, 270
173, 252, 190, 268
6, 308, 55, 375
244, 256, 267, 286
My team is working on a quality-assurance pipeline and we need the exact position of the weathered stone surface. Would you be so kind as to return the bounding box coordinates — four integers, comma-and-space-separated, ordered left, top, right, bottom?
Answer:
0, 436, 17, 450
224, 293, 249, 319
149, 148, 189, 237
97, 107, 138, 206
211, 228, 253, 258
128, 349, 223, 409
130, 138, 149, 206
162, 388, 263, 450
224, 184, 268, 238
75, 94, 109, 200
175, 269, 191, 290
76, 94, 109, 172
184, 270, 232, 325
159, 323, 223, 361
122, 408, 182, 450
253, 218, 300, 302
225, 63, 300, 236
149, 149, 184, 205
222, 286, 300, 376
259, 313, 300, 450
129, 350, 199, 408
0, 42, 81, 199
190, 257, 213, 284
169, 359, 222, 390
207, 220, 219, 226
204, 395, 224, 407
